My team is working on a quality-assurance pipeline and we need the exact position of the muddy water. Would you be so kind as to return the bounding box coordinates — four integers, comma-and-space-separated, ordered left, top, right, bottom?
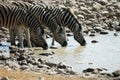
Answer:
35, 31, 120, 72
0, 31, 120, 73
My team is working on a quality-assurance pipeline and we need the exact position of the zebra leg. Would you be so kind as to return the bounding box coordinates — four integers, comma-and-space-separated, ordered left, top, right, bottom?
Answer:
63, 27, 67, 41
16, 27, 24, 48
51, 38, 55, 46
24, 28, 32, 48
9, 29, 16, 46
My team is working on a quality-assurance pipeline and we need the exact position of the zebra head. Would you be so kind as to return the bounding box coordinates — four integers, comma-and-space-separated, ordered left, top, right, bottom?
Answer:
53, 27, 67, 47
73, 23, 86, 46
62, 7, 86, 46
30, 30, 48, 50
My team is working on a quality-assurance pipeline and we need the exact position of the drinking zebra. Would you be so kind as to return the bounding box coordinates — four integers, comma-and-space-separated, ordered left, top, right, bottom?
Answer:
48, 7, 86, 46
36, 3, 86, 46
11, 1, 67, 47
0, 3, 48, 49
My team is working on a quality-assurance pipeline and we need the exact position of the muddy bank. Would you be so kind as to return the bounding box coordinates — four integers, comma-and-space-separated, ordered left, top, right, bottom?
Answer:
0, 68, 95, 80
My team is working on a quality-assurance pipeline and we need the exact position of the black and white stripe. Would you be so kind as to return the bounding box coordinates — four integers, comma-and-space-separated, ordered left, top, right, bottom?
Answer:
12, 1, 67, 47
40, 5, 86, 46
0, 4, 48, 49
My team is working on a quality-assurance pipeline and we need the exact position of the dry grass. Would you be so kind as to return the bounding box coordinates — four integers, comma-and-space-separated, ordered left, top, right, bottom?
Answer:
0, 68, 95, 80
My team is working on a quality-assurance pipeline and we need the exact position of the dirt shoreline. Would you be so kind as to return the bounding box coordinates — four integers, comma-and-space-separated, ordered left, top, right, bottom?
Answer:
0, 68, 95, 80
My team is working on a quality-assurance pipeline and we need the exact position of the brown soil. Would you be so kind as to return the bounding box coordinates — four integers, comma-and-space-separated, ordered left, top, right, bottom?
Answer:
0, 68, 95, 80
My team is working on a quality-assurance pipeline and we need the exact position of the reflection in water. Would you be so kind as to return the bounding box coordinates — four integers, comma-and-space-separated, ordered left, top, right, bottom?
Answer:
35, 31, 120, 72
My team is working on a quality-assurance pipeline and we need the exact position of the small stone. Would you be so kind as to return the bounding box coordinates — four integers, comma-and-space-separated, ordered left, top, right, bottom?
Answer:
114, 33, 118, 36
114, 77, 120, 80
83, 68, 94, 73
45, 62, 57, 67
112, 70, 120, 77
39, 51, 55, 56
38, 58, 45, 64
91, 40, 98, 43
57, 62, 67, 69
88, 62, 93, 64
89, 33, 95, 37
20, 65, 29, 70
115, 27, 120, 32
67, 33, 73, 36
19, 60, 28, 65
39, 77, 45, 80
100, 31, 108, 35
17, 49, 25, 54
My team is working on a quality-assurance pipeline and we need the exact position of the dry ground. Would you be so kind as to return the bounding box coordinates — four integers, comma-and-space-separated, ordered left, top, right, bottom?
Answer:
0, 68, 95, 80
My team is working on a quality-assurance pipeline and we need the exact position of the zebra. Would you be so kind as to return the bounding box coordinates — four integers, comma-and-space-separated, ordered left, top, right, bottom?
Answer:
36, 3, 86, 46
0, 4, 48, 49
11, 1, 67, 47
52, 7, 86, 46
14, 1, 86, 46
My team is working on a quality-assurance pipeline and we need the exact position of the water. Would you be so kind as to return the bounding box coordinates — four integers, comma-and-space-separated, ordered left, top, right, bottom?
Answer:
0, 31, 120, 73
36, 31, 120, 72
0, 42, 10, 58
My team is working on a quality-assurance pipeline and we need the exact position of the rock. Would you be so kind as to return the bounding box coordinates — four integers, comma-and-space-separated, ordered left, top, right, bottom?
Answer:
39, 77, 45, 80
38, 58, 45, 64
57, 62, 67, 69
39, 51, 55, 56
9, 46, 18, 53
0, 33, 5, 38
45, 62, 57, 67
85, 14, 96, 20
92, 2, 103, 11
100, 31, 108, 35
1, 77, 9, 80
113, 3, 120, 9
112, 70, 120, 77
97, 0, 108, 5
66, 69, 76, 75
114, 33, 118, 36
18, 60, 28, 65
67, 33, 73, 36
89, 33, 95, 37
114, 77, 120, 80
17, 49, 25, 54
101, 11, 109, 16
38, 64, 50, 69
80, 6, 91, 14
83, 68, 103, 74
20, 65, 30, 70
100, 73, 114, 77
115, 27, 120, 31
5, 61, 20, 70
83, 68, 94, 73
91, 40, 98, 43
77, 14, 84, 19
94, 27, 103, 32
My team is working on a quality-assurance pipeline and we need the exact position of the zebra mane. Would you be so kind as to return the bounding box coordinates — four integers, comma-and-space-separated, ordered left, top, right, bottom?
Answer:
62, 7, 82, 30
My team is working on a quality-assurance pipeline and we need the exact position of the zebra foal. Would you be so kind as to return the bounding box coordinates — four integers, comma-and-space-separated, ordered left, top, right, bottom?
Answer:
11, 1, 67, 47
